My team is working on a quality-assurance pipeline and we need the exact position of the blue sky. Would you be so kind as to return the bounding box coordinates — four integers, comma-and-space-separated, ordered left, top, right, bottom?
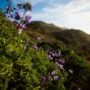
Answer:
0, 0, 90, 34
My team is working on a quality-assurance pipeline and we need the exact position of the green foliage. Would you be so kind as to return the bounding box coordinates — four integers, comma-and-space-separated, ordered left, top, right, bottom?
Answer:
38, 42, 90, 90
26, 21, 90, 58
0, 11, 17, 56
59, 48, 90, 90
0, 11, 67, 90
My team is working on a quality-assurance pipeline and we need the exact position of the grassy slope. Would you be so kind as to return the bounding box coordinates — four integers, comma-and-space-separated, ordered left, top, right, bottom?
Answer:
25, 21, 90, 59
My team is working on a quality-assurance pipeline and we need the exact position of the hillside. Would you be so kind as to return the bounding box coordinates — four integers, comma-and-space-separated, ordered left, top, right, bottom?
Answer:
0, 11, 90, 90
26, 21, 90, 59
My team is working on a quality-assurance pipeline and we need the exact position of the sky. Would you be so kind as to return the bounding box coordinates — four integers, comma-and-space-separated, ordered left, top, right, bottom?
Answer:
0, 0, 90, 34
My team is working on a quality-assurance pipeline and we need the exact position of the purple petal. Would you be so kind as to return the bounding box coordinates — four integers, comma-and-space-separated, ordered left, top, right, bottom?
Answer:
42, 76, 46, 81
33, 46, 38, 50
24, 47, 27, 51
58, 59, 65, 64
59, 64, 63, 69
53, 76, 59, 80
68, 69, 73, 74
51, 71, 56, 76
18, 28, 22, 34
55, 62, 60, 67
21, 24, 26, 29
22, 41, 25, 44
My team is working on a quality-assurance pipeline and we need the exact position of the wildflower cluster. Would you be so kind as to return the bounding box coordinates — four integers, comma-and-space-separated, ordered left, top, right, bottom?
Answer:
1, 0, 32, 35
45, 49, 73, 74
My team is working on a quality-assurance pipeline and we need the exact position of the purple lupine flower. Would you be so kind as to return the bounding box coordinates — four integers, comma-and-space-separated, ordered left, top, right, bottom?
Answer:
52, 52, 58, 57
51, 71, 56, 76
58, 52, 61, 56
59, 64, 63, 69
52, 53, 55, 57
33, 46, 38, 50
25, 16, 31, 20
25, 16, 31, 23
61, 59, 65, 64
53, 76, 59, 80
42, 76, 46, 81
25, 11, 31, 20
15, 12, 23, 20
49, 51, 52, 55
22, 41, 25, 44
18, 28, 22, 34
48, 55, 51, 58
68, 69, 73, 74
58, 59, 65, 64
21, 24, 26, 29
55, 62, 60, 68
51, 65, 53, 69
24, 46, 27, 51
45, 50, 48, 53
27, 20, 31, 23
58, 59, 62, 63
50, 57, 53, 61
58, 50, 61, 56
54, 52, 58, 57
18, 12, 23, 20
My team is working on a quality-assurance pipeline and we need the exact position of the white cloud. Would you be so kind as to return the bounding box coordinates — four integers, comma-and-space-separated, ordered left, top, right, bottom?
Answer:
32, 0, 90, 34
12, 0, 90, 34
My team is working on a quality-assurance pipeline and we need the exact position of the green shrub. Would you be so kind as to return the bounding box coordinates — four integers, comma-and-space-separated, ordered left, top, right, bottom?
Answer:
0, 11, 67, 90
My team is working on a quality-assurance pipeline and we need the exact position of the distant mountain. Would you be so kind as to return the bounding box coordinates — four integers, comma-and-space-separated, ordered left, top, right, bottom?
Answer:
25, 21, 90, 59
